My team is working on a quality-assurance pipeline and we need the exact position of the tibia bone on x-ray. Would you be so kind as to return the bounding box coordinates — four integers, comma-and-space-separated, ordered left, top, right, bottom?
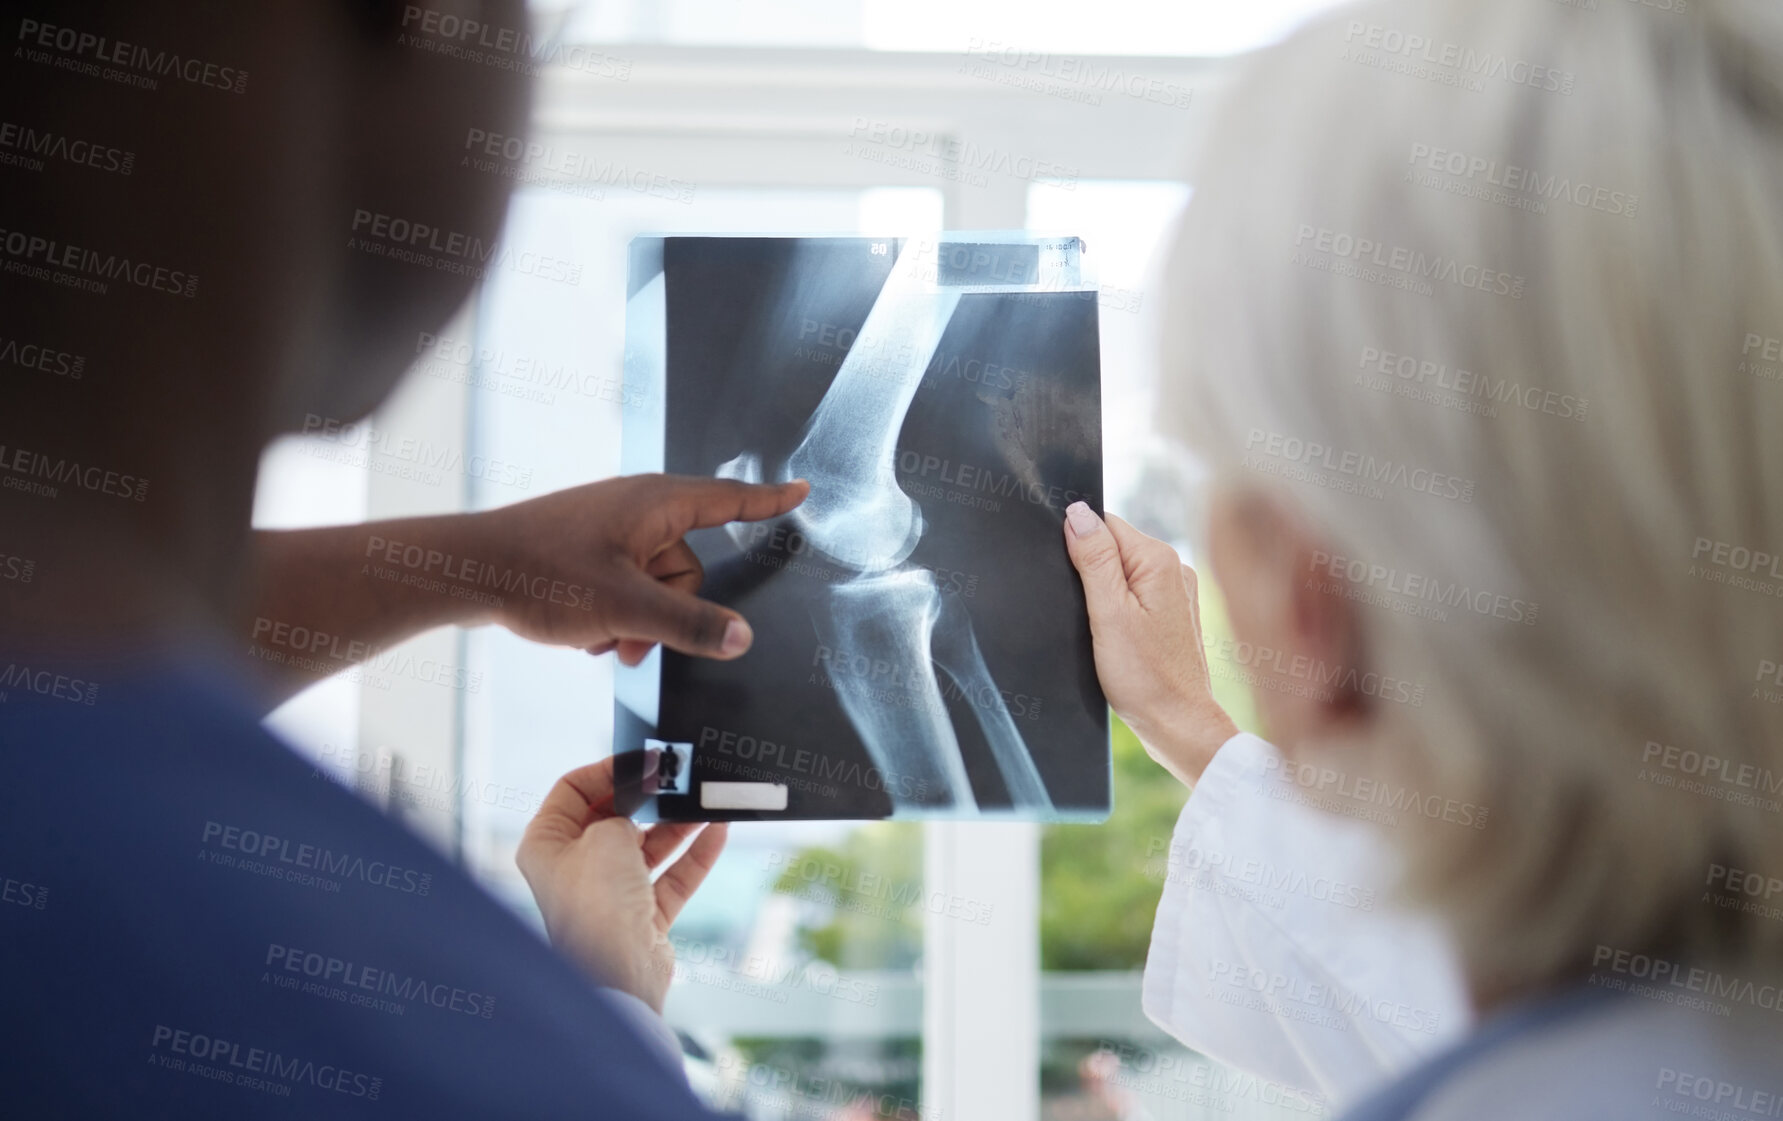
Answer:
813, 569, 976, 811
817, 564, 1056, 810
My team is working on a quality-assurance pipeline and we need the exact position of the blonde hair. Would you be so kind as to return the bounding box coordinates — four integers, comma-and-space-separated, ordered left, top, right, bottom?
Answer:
1162, 0, 1783, 996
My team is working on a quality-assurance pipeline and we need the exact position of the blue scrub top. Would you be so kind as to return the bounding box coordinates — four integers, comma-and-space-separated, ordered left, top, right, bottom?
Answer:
0, 656, 721, 1119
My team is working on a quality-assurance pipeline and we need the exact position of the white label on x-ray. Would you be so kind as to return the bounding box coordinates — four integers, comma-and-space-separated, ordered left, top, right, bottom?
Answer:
700, 782, 789, 811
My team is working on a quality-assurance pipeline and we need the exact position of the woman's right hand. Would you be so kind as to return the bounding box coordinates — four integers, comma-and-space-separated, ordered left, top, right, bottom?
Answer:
1062, 501, 1239, 787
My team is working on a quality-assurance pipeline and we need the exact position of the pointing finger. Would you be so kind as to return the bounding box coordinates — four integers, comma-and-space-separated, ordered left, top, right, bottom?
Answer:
644, 475, 810, 541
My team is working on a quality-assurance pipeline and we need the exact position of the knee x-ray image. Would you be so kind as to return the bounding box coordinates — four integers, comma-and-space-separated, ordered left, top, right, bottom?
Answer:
614, 234, 1108, 822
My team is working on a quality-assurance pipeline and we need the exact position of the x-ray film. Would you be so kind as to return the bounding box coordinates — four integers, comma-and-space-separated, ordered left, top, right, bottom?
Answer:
614, 234, 1108, 822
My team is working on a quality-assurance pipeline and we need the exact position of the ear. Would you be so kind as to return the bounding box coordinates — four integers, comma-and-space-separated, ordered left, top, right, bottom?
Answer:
1206, 486, 1373, 755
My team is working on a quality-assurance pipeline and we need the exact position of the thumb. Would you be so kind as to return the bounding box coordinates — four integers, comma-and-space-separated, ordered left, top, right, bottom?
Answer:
1063, 501, 1133, 619
608, 570, 755, 660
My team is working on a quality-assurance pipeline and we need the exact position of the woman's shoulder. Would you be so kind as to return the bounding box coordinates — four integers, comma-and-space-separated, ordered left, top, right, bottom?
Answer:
1348, 983, 1783, 1121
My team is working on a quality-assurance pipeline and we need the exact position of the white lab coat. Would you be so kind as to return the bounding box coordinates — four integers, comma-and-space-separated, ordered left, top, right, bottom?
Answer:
1141, 733, 1472, 1107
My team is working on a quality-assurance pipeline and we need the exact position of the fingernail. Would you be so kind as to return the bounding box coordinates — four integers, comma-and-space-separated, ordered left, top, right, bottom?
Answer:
1066, 501, 1102, 537
721, 618, 753, 656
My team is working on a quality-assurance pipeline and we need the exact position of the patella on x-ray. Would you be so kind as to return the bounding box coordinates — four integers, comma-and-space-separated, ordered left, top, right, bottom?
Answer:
614, 234, 1108, 822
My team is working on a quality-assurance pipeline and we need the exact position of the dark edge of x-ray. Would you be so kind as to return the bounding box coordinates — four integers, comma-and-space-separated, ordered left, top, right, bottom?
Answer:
614, 234, 1109, 823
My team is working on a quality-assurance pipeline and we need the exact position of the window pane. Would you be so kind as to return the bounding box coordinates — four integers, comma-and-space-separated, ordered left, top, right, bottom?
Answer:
539, 0, 1361, 57
1025, 180, 1191, 525
251, 438, 370, 765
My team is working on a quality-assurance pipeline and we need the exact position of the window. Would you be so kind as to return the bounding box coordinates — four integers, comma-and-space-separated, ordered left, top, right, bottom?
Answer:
254, 8, 1353, 1116
542, 0, 1354, 56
